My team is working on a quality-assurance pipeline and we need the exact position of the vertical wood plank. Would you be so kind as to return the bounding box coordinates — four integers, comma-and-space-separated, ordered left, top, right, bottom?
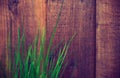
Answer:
0, 0, 46, 76
0, 0, 9, 62
0, 0, 10, 77
96, 0, 120, 78
46, 0, 96, 78
6, 0, 46, 53
2, 0, 46, 49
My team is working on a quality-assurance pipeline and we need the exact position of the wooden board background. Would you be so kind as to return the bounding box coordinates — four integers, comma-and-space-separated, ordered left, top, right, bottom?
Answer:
0, 0, 120, 78
96, 0, 120, 78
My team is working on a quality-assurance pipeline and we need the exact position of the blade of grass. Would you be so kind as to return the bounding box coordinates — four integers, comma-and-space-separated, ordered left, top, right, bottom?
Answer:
44, 1, 64, 75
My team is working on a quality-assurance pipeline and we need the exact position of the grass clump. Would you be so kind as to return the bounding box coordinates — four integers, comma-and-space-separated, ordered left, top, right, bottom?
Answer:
7, 21, 76, 78
6, 1, 76, 78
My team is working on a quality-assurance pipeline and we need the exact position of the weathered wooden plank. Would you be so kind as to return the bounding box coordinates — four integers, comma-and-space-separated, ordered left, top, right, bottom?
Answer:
3, 0, 46, 54
96, 0, 120, 78
0, 0, 10, 77
46, 0, 96, 78
0, 0, 8, 60
1, 0, 46, 49
0, 0, 46, 77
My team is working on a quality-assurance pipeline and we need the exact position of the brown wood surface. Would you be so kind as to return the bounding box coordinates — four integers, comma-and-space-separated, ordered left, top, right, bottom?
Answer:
0, 1, 8, 77
96, 0, 120, 78
0, 0, 9, 60
1, 0, 120, 78
0, 0, 46, 58
46, 0, 96, 78
0, 0, 46, 77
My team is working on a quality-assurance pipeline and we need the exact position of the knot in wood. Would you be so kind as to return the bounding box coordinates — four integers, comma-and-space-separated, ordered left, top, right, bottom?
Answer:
8, 0, 19, 15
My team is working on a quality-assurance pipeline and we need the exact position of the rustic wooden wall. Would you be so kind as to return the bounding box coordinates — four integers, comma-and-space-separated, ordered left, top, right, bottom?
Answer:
0, 0, 120, 78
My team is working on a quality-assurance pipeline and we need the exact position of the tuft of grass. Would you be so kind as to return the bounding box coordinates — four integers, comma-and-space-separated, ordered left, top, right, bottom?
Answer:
6, 0, 76, 78
8, 25, 76, 78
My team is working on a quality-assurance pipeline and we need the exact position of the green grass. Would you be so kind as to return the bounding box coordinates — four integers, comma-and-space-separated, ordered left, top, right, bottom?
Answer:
8, 26, 76, 78
6, 1, 76, 78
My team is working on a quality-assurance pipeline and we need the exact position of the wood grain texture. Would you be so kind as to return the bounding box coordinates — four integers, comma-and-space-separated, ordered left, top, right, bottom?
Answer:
0, 0, 46, 77
0, 0, 46, 54
46, 0, 96, 78
0, 0, 8, 60
0, 0, 10, 77
1, 0, 120, 78
96, 0, 120, 78
0, 0, 46, 50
